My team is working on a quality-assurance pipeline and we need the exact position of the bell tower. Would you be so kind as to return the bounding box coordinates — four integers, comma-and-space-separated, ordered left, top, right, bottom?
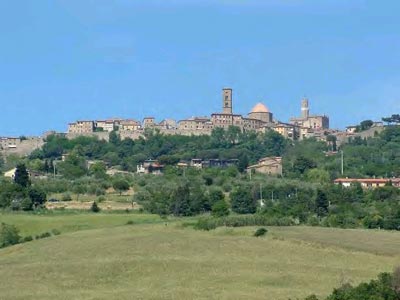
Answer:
301, 98, 309, 119
222, 88, 233, 114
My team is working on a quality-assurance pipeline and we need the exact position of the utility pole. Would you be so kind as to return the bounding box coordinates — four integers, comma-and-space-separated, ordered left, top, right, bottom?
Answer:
341, 150, 344, 176
259, 183, 264, 207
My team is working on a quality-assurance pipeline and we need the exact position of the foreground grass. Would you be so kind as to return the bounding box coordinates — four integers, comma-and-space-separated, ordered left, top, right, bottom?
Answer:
0, 219, 399, 300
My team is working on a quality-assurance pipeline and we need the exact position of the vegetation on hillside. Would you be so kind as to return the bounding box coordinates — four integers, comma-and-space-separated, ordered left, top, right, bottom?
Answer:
0, 126, 400, 230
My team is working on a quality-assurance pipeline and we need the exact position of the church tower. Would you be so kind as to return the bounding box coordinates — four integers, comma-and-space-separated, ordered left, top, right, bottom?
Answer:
301, 98, 309, 119
222, 88, 233, 114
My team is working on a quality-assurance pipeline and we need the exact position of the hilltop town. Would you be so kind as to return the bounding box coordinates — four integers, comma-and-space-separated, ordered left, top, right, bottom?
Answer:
0, 88, 385, 158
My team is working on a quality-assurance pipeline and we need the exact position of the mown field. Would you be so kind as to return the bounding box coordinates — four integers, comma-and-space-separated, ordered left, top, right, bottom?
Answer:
1, 213, 399, 300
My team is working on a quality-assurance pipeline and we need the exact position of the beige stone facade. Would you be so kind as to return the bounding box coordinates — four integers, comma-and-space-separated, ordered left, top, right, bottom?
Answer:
68, 121, 95, 134
120, 120, 141, 131
247, 157, 283, 176
178, 117, 213, 131
271, 123, 300, 140
143, 117, 156, 129
290, 98, 329, 130
64, 88, 333, 143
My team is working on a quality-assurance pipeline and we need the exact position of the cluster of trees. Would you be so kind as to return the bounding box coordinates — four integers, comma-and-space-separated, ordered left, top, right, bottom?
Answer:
129, 164, 400, 230
301, 267, 400, 300
28, 128, 287, 177
0, 164, 46, 210
9, 124, 400, 184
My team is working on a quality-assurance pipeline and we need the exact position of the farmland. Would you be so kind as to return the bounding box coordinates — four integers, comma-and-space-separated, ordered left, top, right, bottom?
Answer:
1, 213, 399, 300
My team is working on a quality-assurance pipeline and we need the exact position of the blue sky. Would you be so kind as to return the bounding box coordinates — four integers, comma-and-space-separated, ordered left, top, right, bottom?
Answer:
1, 0, 400, 136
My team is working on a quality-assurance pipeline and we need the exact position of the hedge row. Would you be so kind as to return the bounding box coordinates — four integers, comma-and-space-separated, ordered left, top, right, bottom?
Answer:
194, 215, 296, 230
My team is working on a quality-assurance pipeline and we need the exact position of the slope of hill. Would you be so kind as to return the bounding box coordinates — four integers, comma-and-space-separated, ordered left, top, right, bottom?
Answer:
0, 219, 399, 300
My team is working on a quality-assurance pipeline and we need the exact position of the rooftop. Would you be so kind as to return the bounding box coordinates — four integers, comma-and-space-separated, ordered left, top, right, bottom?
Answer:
251, 103, 270, 113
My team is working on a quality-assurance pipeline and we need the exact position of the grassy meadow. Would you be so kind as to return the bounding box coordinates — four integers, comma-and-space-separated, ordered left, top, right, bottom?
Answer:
1, 213, 400, 300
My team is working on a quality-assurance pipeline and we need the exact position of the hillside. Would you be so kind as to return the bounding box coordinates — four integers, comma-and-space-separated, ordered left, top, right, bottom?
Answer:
1, 216, 399, 300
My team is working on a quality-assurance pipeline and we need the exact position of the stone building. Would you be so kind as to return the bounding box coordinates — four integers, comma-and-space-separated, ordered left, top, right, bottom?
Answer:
67, 121, 95, 134
290, 98, 329, 130
143, 117, 156, 129
178, 117, 213, 131
247, 156, 283, 176
120, 119, 141, 131
210, 88, 273, 131
248, 103, 273, 124
95, 120, 115, 132
271, 123, 300, 140
159, 119, 177, 130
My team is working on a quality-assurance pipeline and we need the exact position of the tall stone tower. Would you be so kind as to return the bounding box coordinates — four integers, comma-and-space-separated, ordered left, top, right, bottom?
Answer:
301, 98, 309, 119
222, 88, 233, 114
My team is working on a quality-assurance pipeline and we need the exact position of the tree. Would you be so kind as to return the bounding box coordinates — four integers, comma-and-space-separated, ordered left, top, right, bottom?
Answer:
293, 156, 317, 175
357, 120, 374, 132
14, 164, 30, 187
89, 162, 108, 179
226, 126, 242, 145
231, 185, 257, 214
28, 187, 47, 208
20, 198, 33, 211
382, 114, 400, 125
208, 188, 225, 205
113, 179, 130, 196
315, 189, 329, 217
73, 184, 87, 201
326, 135, 337, 151
171, 183, 192, 216
211, 200, 230, 217
90, 201, 101, 213
306, 168, 330, 184
109, 131, 121, 146
0, 223, 21, 248
57, 152, 87, 179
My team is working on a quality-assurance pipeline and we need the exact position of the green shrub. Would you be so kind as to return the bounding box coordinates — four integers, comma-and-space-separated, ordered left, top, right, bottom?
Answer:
97, 195, 106, 203
90, 201, 101, 213
0, 223, 21, 248
51, 229, 61, 236
211, 200, 230, 217
61, 193, 72, 201
126, 220, 135, 225
254, 227, 268, 237
195, 215, 295, 231
39, 232, 51, 239
22, 236, 33, 242
95, 188, 106, 196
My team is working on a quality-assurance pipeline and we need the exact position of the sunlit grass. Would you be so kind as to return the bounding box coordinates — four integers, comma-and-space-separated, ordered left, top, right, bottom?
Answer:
0, 217, 399, 300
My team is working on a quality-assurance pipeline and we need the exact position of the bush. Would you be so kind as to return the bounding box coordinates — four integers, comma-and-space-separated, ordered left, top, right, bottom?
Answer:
195, 215, 295, 231
211, 200, 230, 217
36, 232, 51, 239
90, 201, 101, 213
254, 227, 268, 237
97, 195, 106, 203
126, 220, 135, 225
51, 229, 61, 236
0, 223, 21, 248
61, 193, 72, 201
22, 236, 33, 242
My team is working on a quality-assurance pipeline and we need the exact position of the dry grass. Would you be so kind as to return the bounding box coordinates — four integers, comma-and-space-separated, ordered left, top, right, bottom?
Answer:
0, 219, 399, 300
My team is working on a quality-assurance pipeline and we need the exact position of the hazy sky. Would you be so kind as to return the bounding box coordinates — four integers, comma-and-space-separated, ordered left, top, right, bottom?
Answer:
1, 0, 400, 136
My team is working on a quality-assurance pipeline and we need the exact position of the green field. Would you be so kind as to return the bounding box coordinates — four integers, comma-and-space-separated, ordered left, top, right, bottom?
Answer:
1, 213, 399, 300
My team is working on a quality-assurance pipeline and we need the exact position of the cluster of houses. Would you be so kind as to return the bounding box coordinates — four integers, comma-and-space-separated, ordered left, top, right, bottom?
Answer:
1, 87, 396, 191
67, 88, 334, 142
